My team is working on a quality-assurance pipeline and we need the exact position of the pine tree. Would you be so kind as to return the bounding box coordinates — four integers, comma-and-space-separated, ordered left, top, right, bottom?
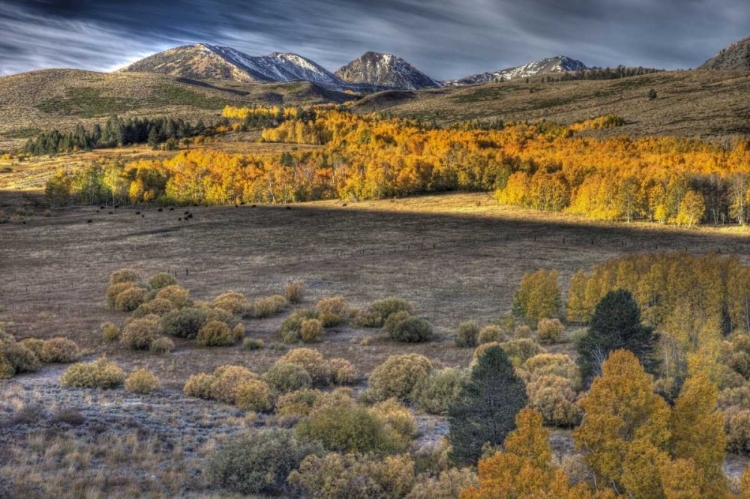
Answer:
447, 345, 527, 465
577, 289, 657, 383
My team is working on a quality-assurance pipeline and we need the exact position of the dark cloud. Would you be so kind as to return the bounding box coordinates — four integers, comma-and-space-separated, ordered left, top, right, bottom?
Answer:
0, 0, 748, 79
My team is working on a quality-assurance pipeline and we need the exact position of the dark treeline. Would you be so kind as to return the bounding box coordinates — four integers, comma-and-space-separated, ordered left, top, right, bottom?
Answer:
22, 116, 211, 156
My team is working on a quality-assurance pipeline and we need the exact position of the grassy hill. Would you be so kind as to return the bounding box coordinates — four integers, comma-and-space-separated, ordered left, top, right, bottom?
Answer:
352, 70, 750, 139
0, 69, 356, 150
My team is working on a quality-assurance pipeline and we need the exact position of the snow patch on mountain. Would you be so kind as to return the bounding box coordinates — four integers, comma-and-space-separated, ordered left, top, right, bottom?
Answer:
444, 56, 588, 86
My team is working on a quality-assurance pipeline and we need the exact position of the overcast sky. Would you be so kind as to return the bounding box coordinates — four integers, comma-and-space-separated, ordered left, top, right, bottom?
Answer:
0, 0, 748, 79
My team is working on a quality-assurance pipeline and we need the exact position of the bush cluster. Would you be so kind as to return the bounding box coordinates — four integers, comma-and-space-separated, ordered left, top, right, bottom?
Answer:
455, 321, 480, 348
369, 354, 434, 402
300, 319, 323, 343
183, 365, 273, 411
60, 357, 126, 388
206, 429, 323, 495
155, 285, 190, 308
236, 379, 273, 411
101, 322, 121, 342
109, 268, 141, 285
316, 296, 349, 327
125, 368, 161, 394
276, 348, 330, 384
285, 281, 305, 304
537, 318, 565, 343
0, 333, 41, 378
414, 367, 469, 415
243, 338, 265, 350
265, 363, 313, 393
212, 291, 251, 316
148, 272, 177, 289
121, 316, 161, 350
254, 295, 288, 318
197, 320, 238, 346
150, 336, 175, 354
280, 309, 320, 343
478, 325, 504, 344
353, 297, 415, 328
40, 337, 81, 363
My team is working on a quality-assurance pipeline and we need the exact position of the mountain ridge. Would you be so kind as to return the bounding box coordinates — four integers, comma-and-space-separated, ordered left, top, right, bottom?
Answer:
444, 56, 588, 86
699, 36, 750, 71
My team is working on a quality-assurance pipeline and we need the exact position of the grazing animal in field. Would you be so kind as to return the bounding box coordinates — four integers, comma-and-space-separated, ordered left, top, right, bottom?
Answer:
342, 203, 347, 207
187, 213, 193, 219
115, 205, 120, 209
251, 205, 257, 208
22, 221, 26, 225
141, 215, 145, 218
169, 208, 174, 211
178, 218, 182, 221
135, 211, 140, 215
109, 211, 113, 215
286, 206, 291, 210
87, 220, 92, 224
157, 208, 163, 212
235, 205, 238, 208
99, 206, 105, 210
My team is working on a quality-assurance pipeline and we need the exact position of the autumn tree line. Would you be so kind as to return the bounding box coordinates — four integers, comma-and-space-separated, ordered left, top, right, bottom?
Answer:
43, 106, 750, 229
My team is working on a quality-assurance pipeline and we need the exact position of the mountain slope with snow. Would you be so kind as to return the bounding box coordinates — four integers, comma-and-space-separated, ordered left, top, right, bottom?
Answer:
445, 56, 588, 86
335, 52, 441, 90
122, 44, 352, 91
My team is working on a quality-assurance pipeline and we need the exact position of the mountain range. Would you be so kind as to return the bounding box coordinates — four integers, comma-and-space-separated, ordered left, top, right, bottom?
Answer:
113, 36, 750, 92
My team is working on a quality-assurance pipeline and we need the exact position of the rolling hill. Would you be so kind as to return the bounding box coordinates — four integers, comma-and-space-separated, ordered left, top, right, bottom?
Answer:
0, 69, 355, 150
699, 36, 750, 71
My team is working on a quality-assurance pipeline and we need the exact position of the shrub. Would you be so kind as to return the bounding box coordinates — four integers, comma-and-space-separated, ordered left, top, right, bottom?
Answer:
265, 363, 312, 393
149, 272, 176, 289
513, 324, 532, 339
125, 368, 161, 394
254, 295, 288, 318
40, 337, 81, 363
390, 317, 433, 343
277, 348, 330, 384
183, 373, 214, 399
60, 358, 125, 388
161, 307, 208, 338
150, 336, 175, 354
384, 310, 411, 334
277, 389, 324, 418
316, 296, 348, 326
210, 365, 258, 405
296, 400, 400, 454
370, 398, 418, 445
231, 323, 245, 341
197, 320, 235, 346
406, 468, 479, 499
114, 286, 147, 312
725, 408, 750, 455
109, 268, 141, 285
243, 338, 264, 350
281, 308, 320, 343
455, 321, 480, 348
1, 341, 41, 373
285, 281, 305, 304
132, 298, 175, 318
500, 338, 544, 366
120, 316, 160, 350
415, 367, 469, 415
106, 282, 135, 307
206, 429, 322, 495
354, 307, 383, 328
300, 319, 323, 343
269, 342, 287, 351
371, 297, 415, 322
537, 318, 565, 343
369, 354, 433, 402
235, 379, 273, 412
101, 322, 120, 342
155, 285, 190, 308
526, 375, 581, 427
329, 358, 358, 385
19, 338, 45, 359
523, 353, 581, 389
212, 292, 251, 316
289, 452, 416, 499
478, 325, 504, 344
719, 385, 750, 410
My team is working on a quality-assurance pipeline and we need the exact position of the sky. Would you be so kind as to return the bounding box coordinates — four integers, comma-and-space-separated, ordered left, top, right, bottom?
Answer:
0, 0, 748, 80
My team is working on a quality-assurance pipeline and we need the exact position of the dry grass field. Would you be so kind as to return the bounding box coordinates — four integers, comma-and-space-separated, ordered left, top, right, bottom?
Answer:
354, 70, 750, 139
2, 191, 750, 496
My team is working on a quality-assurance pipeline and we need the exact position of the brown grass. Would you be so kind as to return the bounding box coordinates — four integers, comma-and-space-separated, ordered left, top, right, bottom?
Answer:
352, 70, 750, 139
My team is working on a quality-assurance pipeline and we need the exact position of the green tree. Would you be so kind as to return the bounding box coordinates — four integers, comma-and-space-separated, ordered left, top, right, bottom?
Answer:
577, 289, 657, 383
448, 345, 528, 466
512, 269, 561, 326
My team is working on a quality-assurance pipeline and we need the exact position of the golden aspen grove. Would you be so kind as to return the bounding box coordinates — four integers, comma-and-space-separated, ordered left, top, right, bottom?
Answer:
43, 105, 750, 229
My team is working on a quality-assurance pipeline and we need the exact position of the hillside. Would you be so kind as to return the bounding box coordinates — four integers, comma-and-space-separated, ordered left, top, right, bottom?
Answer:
699, 36, 750, 71
444, 56, 588, 86
0, 69, 354, 150
353, 69, 750, 139
122, 44, 352, 91
335, 52, 441, 90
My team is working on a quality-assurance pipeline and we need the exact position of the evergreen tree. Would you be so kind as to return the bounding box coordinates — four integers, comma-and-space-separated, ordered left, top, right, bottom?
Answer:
447, 345, 527, 466
577, 289, 658, 383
